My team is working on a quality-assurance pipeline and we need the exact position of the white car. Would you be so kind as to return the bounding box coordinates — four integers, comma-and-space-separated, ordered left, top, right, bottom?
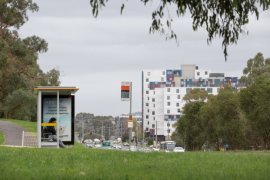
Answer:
174, 147, 185, 152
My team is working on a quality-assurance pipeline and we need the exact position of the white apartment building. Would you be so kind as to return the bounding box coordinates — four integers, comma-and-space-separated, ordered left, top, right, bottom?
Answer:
142, 65, 241, 141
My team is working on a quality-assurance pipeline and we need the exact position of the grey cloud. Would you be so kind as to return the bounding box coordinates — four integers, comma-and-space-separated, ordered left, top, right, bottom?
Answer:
18, 0, 270, 115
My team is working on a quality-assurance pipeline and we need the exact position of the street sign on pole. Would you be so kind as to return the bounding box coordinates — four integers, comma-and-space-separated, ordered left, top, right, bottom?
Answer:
121, 82, 131, 101
121, 81, 133, 144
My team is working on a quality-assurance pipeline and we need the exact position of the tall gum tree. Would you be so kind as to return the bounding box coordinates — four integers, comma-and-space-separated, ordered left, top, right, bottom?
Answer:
0, 0, 60, 120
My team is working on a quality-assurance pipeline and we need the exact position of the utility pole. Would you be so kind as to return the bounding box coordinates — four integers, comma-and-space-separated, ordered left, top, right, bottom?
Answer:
129, 82, 133, 145
81, 120, 84, 142
155, 120, 158, 148
101, 121, 104, 140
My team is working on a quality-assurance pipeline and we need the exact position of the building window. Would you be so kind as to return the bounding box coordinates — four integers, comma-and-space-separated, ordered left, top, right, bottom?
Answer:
147, 121, 149, 125
176, 89, 180, 93
146, 78, 149, 82
197, 72, 200, 76
146, 128, 149, 131
146, 103, 149, 106
167, 102, 170, 106
162, 71, 165, 75
152, 124, 155, 128
152, 98, 155, 102
205, 71, 208, 75
153, 91, 155, 95
176, 103, 180, 107
207, 88, 213, 93
167, 96, 170, 100
147, 97, 150, 100
167, 110, 170, 114
147, 109, 149, 113
153, 117, 155, 120
167, 88, 170, 92
152, 111, 155, 115
146, 115, 149, 119
177, 95, 181, 99
153, 104, 155, 108
147, 72, 151, 76
161, 77, 164, 81
178, 109, 181, 113
146, 90, 149, 94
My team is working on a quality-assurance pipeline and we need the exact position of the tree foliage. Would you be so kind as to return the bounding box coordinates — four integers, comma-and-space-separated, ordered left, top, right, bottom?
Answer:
176, 101, 205, 150
89, 0, 270, 60
183, 88, 208, 102
240, 52, 270, 86
240, 53, 270, 149
177, 87, 246, 150
0, 0, 60, 121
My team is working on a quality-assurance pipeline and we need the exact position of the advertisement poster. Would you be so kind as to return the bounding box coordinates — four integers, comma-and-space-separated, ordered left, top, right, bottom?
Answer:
42, 96, 73, 142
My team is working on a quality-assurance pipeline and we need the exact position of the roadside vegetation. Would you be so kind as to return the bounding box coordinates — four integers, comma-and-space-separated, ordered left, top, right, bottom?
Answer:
0, 131, 4, 145
0, 145, 269, 179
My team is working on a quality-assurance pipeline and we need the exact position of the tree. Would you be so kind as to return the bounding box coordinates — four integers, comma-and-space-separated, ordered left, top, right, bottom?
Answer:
0, 0, 60, 121
240, 52, 270, 86
183, 88, 208, 102
200, 87, 245, 150
240, 53, 270, 149
240, 75, 270, 149
90, 0, 270, 59
176, 101, 205, 150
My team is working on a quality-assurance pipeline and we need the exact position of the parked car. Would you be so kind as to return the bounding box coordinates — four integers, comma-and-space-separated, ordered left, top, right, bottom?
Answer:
173, 147, 185, 152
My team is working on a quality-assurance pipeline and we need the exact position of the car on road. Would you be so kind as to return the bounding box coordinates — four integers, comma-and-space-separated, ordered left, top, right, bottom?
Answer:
173, 147, 185, 152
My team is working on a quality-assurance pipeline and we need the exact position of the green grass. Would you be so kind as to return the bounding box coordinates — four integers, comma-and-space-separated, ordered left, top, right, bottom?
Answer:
0, 119, 36, 132
0, 131, 4, 145
0, 145, 269, 180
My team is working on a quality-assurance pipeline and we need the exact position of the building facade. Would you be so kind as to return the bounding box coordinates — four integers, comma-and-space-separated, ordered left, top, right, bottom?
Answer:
142, 65, 242, 141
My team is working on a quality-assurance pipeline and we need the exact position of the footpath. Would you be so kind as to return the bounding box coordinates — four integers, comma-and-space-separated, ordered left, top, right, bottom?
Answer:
0, 120, 25, 146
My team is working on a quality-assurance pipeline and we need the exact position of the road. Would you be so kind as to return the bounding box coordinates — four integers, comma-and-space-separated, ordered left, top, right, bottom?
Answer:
0, 120, 25, 146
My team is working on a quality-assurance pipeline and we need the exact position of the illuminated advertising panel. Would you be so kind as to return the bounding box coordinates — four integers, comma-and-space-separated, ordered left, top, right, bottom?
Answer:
42, 95, 74, 144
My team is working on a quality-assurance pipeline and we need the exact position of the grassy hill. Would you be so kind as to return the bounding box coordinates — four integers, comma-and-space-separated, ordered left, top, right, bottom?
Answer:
0, 144, 269, 179
0, 131, 4, 145
0, 119, 269, 179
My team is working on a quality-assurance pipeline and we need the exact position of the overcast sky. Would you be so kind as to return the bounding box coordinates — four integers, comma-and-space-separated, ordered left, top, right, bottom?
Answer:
19, 0, 270, 116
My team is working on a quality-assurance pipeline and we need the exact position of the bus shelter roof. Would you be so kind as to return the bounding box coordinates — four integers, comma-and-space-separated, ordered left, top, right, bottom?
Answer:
34, 86, 79, 95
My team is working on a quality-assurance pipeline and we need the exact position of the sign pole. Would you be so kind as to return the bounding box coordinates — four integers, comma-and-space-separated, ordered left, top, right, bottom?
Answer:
37, 91, 42, 148
129, 82, 132, 145
57, 90, 60, 148
121, 82, 133, 145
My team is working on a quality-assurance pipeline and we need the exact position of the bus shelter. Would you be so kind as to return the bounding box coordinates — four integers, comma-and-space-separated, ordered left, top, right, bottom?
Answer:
34, 86, 79, 148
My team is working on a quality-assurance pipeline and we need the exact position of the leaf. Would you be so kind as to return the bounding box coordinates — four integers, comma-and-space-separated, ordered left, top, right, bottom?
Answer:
120, 3, 125, 15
